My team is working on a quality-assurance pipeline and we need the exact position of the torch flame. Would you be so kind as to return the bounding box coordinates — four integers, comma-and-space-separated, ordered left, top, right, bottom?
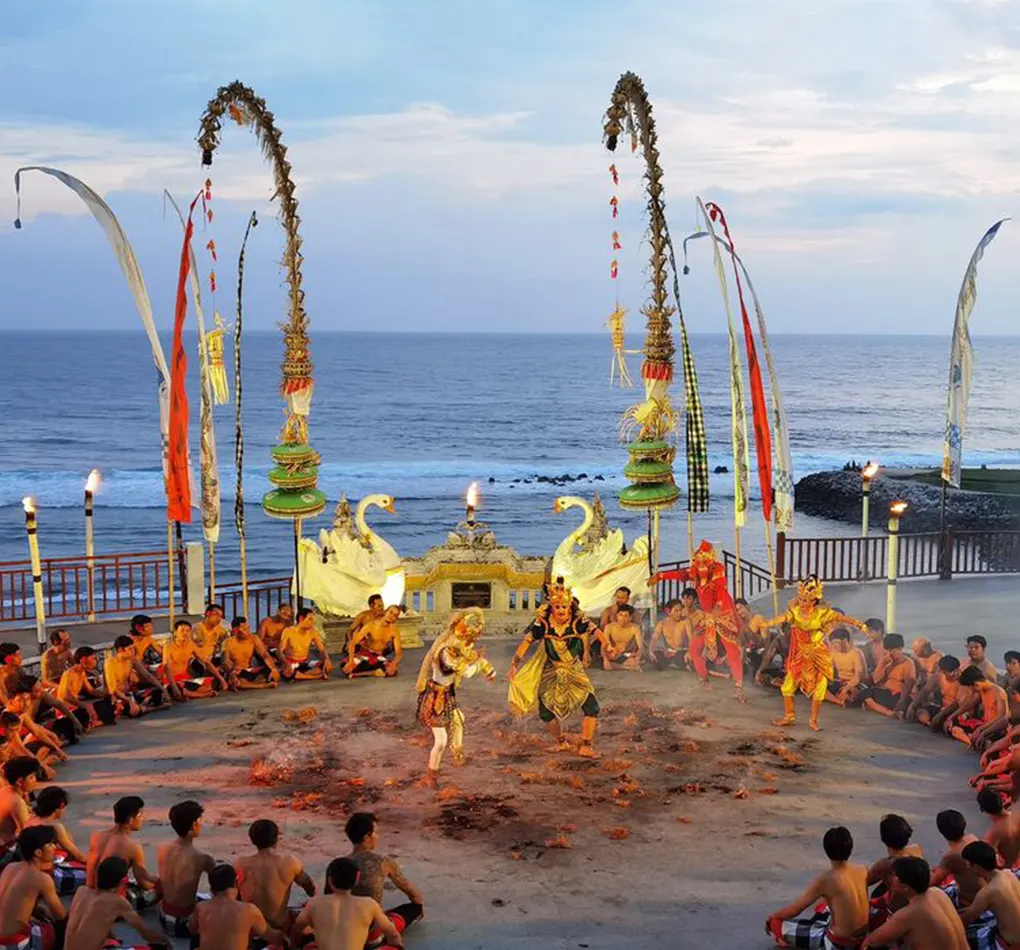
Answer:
890, 500, 908, 517
862, 461, 879, 481
85, 469, 101, 495
466, 482, 479, 509
22, 496, 35, 515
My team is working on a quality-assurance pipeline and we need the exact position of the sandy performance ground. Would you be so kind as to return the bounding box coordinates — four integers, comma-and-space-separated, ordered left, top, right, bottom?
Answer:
54, 636, 993, 950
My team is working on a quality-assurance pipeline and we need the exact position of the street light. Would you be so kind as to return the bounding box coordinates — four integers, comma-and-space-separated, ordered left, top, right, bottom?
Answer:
886, 500, 908, 634
861, 461, 879, 538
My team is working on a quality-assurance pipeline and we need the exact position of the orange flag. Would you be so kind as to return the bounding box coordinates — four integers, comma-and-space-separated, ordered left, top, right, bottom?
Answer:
167, 193, 201, 523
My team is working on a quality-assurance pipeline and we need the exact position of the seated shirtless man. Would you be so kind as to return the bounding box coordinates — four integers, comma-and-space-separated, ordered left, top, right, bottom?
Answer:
946, 667, 1009, 746
257, 603, 294, 657
649, 600, 687, 671
4, 679, 68, 774
347, 595, 385, 647
220, 617, 280, 690
910, 637, 943, 689
862, 634, 916, 719
190, 603, 229, 676
39, 630, 73, 692
26, 787, 88, 896
346, 605, 404, 679
104, 636, 168, 717
157, 800, 215, 938
977, 788, 1020, 869
0, 758, 42, 865
235, 818, 316, 936
931, 810, 981, 903
85, 795, 159, 911
56, 647, 115, 727
765, 825, 869, 949
161, 620, 224, 700
66, 856, 168, 950
827, 629, 867, 706
129, 614, 164, 680
296, 857, 404, 950
909, 654, 964, 726
598, 604, 643, 671
867, 814, 924, 926
280, 609, 333, 681
345, 812, 424, 941
190, 864, 286, 950
0, 826, 66, 950
961, 841, 1020, 949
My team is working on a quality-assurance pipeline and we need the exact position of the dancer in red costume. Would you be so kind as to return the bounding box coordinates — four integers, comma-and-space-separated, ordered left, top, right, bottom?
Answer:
650, 541, 745, 701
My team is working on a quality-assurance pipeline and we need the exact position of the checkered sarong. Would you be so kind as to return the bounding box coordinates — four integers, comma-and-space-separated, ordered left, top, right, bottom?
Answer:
943, 883, 999, 950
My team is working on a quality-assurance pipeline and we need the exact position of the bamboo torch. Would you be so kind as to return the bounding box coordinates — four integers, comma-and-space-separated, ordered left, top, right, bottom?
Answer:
22, 498, 47, 653
84, 469, 100, 622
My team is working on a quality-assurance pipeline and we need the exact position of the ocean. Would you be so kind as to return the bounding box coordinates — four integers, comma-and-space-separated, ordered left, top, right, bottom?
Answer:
0, 331, 1018, 584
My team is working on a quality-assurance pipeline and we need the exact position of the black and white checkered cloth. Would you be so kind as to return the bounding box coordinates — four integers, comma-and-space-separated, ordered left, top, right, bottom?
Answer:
679, 323, 709, 513
943, 883, 999, 950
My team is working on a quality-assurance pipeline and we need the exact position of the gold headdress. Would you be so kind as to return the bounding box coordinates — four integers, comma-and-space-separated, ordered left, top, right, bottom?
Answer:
546, 580, 574, 609
414, 608, 486, 693
798, 575, 823, 601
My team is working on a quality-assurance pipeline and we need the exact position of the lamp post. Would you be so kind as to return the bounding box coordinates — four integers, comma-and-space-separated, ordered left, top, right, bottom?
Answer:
861, 461, 879, 538
886, 500, 908, 635
22, 497, 47, 653
84, 469, 100, 622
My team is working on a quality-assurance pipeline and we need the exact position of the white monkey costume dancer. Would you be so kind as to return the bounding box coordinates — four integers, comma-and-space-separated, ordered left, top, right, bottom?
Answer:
415, 607, 496, 784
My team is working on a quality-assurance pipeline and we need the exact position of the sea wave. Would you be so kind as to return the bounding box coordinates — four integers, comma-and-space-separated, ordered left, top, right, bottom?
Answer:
2, 450, 1018, 510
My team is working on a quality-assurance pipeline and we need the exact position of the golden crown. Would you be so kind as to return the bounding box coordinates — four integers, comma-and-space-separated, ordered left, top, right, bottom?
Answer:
798, 575, 824, 600
547, 580, 574, 608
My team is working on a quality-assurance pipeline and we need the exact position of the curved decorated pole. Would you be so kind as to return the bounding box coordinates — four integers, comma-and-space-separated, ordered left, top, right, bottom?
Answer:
198, 83, 325, 600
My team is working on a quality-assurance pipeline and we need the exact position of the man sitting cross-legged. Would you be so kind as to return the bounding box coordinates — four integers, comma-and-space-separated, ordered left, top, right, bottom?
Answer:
85, 796, 159, 911
945, 667, 1009, 746
65, 856, 168, 950
960, 840, 1020, 950
56, 647, 116, 728
930, 809, 980, 902
4, 679, 69, 775
826, 629, 866, 707
345, 605, 404, 679
257, 603, 294, 658
862, 634, 916, 719
162, 620, 226, 700
0, 826, 67, 950
280, 609, 333, 681
220, 616, 280, 690
104, 636, 168, 717
908, 654, 964, 727
648, 599, 688, 671
296, 857, 404, 950
157, 800, 215, 939
765, 825, 869, 949
862, 856, 967, 950
189, 863, 286, 950
345, 811, 424, 943
0, 758, 43, 866
235, 818, 316, 938
598, 604, 644, 671
26, 787, 88, 897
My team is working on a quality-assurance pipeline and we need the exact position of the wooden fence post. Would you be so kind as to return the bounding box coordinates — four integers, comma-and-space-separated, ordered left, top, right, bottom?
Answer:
939, 528, 954, 581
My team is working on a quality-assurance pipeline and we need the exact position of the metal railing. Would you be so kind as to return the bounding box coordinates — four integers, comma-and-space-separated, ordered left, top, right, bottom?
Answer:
216, 577, 292, 629
0, 550, 179, 626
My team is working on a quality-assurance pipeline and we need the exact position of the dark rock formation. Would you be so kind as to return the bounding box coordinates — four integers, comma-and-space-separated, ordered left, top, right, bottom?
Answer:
714, 465, 729, 474
794, 471, 1018, 533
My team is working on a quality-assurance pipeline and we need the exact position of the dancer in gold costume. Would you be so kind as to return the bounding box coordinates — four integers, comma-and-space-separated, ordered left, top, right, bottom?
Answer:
763, 575, 866, 732
508, 580, 601, 758
415, 608, 496, 784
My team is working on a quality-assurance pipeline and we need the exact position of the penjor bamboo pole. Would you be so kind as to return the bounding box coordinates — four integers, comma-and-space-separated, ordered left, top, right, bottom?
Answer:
239, 535, 249, 617
650, 509, 661, 628
764, 518, 780, 616
734, 524, 744, 599
687, 511, 694, 565
208, 542, 216, 604
293, 518, 303, 609
167, 520, 175, 628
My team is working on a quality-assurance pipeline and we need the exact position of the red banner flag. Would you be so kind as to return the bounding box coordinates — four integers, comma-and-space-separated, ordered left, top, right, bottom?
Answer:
706, 201, 774, 521
167, 193, 201, 523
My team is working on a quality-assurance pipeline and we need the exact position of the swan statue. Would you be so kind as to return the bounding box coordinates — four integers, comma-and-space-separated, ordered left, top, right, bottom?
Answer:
550, 493, 652, 614
296, 493, 405, 617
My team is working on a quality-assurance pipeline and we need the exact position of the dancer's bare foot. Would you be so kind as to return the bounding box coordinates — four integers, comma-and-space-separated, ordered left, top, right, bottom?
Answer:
552, 736, 571, 753
699, 678, 712, 690
578, 742, 600, 759
809, 721, 822, 732
772, 716, 796, 727
418, 770, 439, 790
734, 687, 748, 704
452, 749, 466, 767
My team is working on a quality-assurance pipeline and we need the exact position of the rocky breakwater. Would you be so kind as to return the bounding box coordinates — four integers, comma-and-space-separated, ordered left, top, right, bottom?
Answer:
794, 470, 1018, 534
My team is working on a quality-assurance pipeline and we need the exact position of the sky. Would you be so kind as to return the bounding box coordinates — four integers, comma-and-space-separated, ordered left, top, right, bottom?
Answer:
1, 0, 1019, 334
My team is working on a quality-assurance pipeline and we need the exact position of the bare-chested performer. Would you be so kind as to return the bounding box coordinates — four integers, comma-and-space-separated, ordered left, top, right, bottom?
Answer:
964, 635, 1000, 681
280, 608, 333, 681
220, 617, 280, 690
189, 863, 285, 950
129, 614, 164, 680
235, 818, 316, 935
346, 605, 404, 678
347, 595, 385, 645
296, 857, 403, 950
190, 603, 229, 676
765, 825, 869, 949
649, 599, 687, 671
162, 620, 225, 700
0, 758, 42, 863
157, 800, 215, 939
345, 812, 423, 940
863, 857, 967, 949
862, 635, 917, 719
910, 638, 943, 689
85, 795, 158, 910
65, 856, 168, 950
56, 647, 115, 728
104, 636, 168, 717
597, 604, 644, 671
977, 788, 1020, 869
867, 814, 924, 925
257, 603, 294, 656
4, 680, 68, 773
961, 841, 1020, 949
39, 630, 72, 691
26, 787, 87, 896
908, 654, 964, 726
931, 810, 980, 902
0, 826, 66, 950
826, 629, 866, 707
599, 587, 644, 641
946, 668, 1009, 746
